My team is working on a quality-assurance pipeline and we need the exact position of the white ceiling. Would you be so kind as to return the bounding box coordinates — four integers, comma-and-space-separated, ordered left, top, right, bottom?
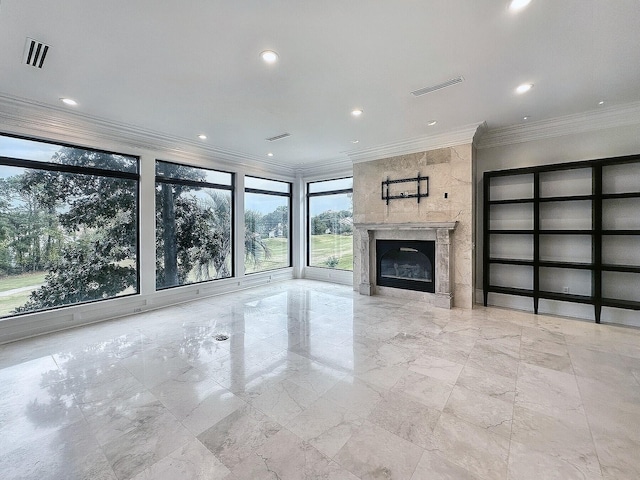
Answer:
1, 0, 639, 170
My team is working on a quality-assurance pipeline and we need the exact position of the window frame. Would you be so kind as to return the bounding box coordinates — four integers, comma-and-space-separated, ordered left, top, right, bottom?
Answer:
0, 133, 140, 317
244, 175, 293, 274
306, 176, 353, 270
154, 159, 235, 289
0, 133, 139, 173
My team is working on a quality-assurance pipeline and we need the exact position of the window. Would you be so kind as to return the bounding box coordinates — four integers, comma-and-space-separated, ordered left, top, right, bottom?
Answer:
155, 161, 233, 289
244, 176, 291, 273
0, 135, 139, 318
307, 177, 353, 271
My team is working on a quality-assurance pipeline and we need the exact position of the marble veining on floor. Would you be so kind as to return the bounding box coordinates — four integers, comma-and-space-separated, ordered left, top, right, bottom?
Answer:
1, 279, 639, 479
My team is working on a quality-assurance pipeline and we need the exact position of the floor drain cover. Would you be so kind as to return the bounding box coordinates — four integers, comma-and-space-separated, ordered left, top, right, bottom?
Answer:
214, 334, 229, 341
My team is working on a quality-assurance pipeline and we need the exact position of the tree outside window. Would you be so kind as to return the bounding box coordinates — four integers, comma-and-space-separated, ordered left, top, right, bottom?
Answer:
0, 136, 139, 317
155, 161, 233, 289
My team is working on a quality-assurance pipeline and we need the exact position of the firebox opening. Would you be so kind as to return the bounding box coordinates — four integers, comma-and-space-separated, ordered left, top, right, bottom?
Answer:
376, 240, 435, 293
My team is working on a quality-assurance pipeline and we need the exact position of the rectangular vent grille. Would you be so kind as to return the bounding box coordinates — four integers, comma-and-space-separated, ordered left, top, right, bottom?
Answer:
23, 37, 50, 68
266, 133, 291, 142
411, 76, 464, 97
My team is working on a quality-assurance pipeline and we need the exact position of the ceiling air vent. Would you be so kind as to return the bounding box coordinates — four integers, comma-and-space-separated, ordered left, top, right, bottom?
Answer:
411, 76, 464, 97
266, 133, 291, 142
23, 37, 50, 68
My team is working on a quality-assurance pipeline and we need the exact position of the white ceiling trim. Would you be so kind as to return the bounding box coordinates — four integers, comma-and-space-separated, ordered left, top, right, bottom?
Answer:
295, 156, 353, 179
348, 123, 483, 164
0, 93, 296, 177
4, 89, 639, 176
477, 101, 640, 149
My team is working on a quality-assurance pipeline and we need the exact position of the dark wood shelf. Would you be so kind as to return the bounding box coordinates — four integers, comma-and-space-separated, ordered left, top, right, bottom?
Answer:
488, 198, 534, 205
601, 264, 640, 273
488, 229, 534, 235
487, 286, 535, 297
602, 192, 640, 199
538, 195, 593, 203
602, 298, 640, 311
538, 261, 594, 270
483, 153, 640, 324
601, 230, 640, 235
489, 258, 534, 266
538, 290, 594, 304
538, 230, 594, 235
489, 259, 595, 270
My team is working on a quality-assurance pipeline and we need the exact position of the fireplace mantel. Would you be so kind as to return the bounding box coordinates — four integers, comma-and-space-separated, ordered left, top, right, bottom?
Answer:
354, 221, 457, 308
354, 222, 457, 231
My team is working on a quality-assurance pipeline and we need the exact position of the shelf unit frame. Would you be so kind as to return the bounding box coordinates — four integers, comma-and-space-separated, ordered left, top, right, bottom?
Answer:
483, 154, 640, 323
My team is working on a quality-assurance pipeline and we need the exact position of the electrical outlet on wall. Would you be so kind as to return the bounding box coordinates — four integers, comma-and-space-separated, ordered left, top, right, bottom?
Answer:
563, 286, 569, 294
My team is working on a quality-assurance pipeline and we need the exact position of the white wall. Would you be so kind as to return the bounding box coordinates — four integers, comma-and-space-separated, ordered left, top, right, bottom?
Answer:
476, 123, 640, 326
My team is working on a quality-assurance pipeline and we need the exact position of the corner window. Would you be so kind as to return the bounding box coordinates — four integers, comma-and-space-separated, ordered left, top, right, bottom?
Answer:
307, 177, 353, 271
155, 161, 233, 289
244, 176, 291, 273
0, 135, 139, 317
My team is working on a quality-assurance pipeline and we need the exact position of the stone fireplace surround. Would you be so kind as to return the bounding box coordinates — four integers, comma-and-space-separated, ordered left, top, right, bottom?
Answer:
352, 143, 474, 309
355, 222, 457, 308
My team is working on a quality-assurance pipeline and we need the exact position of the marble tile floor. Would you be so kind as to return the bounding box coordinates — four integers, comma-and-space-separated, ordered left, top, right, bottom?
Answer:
1, 279, 639, 480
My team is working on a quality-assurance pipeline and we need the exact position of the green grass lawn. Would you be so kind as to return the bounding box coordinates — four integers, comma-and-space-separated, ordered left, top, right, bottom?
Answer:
0, 271, 47, 317
245, 237, 290, 274
309, 234, 353, 271
0, 271, 47, 291
0, 292, 36, 316
244, 234, 354, 273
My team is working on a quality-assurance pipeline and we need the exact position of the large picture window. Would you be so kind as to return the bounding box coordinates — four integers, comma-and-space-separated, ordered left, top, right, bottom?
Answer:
155, 161, 233, 289
0, 135, 139, 318
244, 176, 291, 273
307, 177, 353, 271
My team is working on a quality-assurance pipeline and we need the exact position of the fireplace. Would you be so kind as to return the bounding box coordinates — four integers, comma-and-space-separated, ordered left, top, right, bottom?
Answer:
355, 222, 457, 308
376, 240, 435, 293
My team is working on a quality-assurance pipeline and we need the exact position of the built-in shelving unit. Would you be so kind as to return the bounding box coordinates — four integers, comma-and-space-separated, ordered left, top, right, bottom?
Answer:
483, 154, 640, 323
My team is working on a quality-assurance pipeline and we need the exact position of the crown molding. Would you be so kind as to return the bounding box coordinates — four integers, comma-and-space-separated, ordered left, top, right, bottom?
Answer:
347, 123, 482, 164
9, 90, 637, 177
295, 155, 353, 179
0, 93, 296, 177
476, 101, 640, 149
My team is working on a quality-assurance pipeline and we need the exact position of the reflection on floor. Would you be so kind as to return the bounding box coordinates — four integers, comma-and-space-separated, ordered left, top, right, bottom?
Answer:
1, 279, 639, 480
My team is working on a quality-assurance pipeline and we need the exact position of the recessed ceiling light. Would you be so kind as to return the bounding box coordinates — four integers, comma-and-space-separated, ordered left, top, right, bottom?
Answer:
198, 134, 207, 140
516, 83, 534, 94
351, 140, 359, 144
60, 97, 77, 106
260, 50, 278, 64
598, 100, 605, 105
267, 152, 274, 157
523, 116, 530, 120
427, 120, 437, 126
509, 0, 532, 11
351, 109, 363, 117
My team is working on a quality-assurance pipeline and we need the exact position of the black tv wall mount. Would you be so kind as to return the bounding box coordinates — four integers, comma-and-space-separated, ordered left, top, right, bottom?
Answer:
381, 173, 429, 205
